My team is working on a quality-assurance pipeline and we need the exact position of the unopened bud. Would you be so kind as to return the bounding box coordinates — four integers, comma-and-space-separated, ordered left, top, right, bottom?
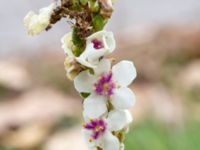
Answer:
64, 56, 84, 80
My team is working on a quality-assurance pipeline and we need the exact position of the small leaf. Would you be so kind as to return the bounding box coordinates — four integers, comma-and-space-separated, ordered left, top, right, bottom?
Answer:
80, 92, 90, 98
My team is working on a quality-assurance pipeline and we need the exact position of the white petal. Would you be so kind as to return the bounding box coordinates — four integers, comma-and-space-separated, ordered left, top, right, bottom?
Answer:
102, 31, 116, 53
74, 71, 96, 93
76, 31, 115, 68
82, 129, 97, 149
76, 44, 104, 68
111, 87, 136, 110
87, 31, 116, 53
85, 44, 108, 62
102, 131, 120, 150
94, 59, 111, 75
76, 56, 97, 68
112, 61, 137, 87
61, 32, 74, 57
83, 112, 91, 123
83, 93, 108, 118
120, 143, 125, 150
107, 110, 133, 131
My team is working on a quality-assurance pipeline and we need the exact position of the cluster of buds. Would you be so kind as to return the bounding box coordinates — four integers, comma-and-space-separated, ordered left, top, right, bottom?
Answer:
24, 0, 137, 150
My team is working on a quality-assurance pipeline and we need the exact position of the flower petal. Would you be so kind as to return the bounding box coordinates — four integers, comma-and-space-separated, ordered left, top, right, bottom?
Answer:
102, 32, 116, 53
107, 110, 133, 131
76, 56, 97, 68
111, 87, 136, 110
82, 129, 98, 149
83, 93, 107, 118
112, 61, 137, 87
120, 144, 125, 150
76, 31, 116, 68
74, 71, 96, 93
102, 131, 120, 150
87, 31, 116, 53
94, 59, 111, 76
61, 32, 74, 57
85, 44, 108, 63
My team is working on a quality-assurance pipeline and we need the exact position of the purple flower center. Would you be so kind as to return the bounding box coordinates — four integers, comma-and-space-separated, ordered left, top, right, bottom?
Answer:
94, 72, 116, 96
84, 119, 107, 140
92, 39, 104, 49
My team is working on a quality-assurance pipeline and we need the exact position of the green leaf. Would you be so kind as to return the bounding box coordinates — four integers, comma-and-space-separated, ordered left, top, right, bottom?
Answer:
80, 92, 90, 98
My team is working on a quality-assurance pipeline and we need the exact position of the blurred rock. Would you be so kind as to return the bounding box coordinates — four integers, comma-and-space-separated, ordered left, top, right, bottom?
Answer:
178, 60, 200, 89
131, 84, 184, 125
2, 122, 50, 149
0, 88, 82, 135
0, 61, 31, 91
114, 25, 200, 81
44, 127, 87, 150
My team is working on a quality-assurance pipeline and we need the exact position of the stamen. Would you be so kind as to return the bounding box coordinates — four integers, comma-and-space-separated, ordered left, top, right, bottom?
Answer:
92, 39, 104, 49
84, 119, 107, 140
94, 72, 116, 96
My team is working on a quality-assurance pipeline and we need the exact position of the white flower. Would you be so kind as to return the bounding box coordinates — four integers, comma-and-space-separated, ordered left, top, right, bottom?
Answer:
74, 59, 137, 118
61, 31, 116, 68
83, 110, 132, 150
24, 3, 55, 36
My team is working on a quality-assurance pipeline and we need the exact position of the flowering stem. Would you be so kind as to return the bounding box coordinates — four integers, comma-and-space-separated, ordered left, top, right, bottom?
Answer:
48, 0, 112, 56
24, 1, 137, 150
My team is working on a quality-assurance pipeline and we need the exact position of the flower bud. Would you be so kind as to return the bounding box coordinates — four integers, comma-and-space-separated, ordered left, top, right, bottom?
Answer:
24, 3, 56, 36
64, 57, 84, 80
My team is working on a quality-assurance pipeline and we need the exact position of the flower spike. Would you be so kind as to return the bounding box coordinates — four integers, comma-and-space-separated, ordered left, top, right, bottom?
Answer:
24, 0, 136, 149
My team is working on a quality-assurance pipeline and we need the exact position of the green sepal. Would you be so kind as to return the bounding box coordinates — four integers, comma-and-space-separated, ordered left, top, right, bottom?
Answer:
80, 0, 88, 5
92, 14, 107, 31
72, 27, 86, 56
88, 68, 95, 75
89, 0, 100, 13
73, 46, 85, 57
80, 92, 90, 98
113, 130, 126, 143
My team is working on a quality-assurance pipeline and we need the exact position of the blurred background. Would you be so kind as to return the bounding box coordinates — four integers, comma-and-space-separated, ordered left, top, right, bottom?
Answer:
0, 0, 200, 150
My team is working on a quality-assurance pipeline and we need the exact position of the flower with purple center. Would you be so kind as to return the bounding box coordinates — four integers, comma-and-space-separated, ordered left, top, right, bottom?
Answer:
94, 72, 116, 96
84, 119, 107, 140
83, 110, 133, 150
61, 30, 115, 69
74, 59, 137, 119
76, 31, 116, 68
